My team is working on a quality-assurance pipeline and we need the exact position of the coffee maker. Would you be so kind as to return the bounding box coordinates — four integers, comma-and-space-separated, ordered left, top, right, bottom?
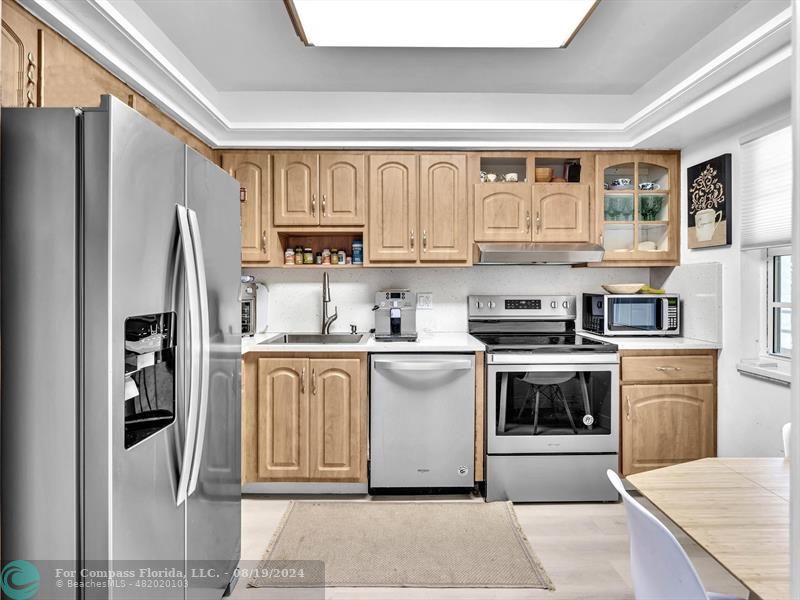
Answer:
373, 289, 418, 342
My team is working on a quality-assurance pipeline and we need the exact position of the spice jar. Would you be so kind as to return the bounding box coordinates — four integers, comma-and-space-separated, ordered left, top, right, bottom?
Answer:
315, 253, 323, 265
294, 246, 303, 265
331, 249, 339, 265
284, 248, 295, 265
352, 240, 363, 265
303, 248, 314, 264
338, 250, 346, 264
321, 249, 331, 264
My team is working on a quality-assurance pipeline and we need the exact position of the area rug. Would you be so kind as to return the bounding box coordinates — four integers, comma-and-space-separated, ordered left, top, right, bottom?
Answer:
249, 501, 554, 589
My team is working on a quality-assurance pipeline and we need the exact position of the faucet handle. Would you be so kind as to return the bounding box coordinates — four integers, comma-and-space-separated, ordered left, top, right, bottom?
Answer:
350, 324, 357, 335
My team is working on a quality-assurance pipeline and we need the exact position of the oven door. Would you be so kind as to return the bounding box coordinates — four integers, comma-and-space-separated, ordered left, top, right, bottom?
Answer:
488, 362, 619, 454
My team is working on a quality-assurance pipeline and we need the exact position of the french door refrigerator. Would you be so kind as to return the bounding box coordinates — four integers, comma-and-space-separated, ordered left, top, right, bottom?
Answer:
1, 95, 242, 599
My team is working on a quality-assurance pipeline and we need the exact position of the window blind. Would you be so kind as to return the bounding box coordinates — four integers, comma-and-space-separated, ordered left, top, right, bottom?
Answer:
740, 126, 792, 249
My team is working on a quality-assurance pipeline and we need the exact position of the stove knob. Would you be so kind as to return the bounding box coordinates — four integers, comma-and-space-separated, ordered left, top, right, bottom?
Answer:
475, 300, 483, 309
488, 301, 496, 309
562, 301, 570, 309
550, 300, 557, 309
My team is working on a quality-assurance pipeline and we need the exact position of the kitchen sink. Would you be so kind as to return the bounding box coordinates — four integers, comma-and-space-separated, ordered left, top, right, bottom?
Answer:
261, 333, 365, 345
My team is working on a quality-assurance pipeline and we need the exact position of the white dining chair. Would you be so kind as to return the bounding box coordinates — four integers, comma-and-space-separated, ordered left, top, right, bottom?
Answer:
783, 422, 791, 457
607, 470, 744, 600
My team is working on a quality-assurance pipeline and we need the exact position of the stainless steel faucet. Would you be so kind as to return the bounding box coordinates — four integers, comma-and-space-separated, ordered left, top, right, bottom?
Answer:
321, 271, 338, 334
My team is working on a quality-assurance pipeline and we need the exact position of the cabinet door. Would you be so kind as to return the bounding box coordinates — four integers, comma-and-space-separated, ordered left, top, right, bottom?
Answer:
474, 183, 532, 242
256, 358, 309, 480
533, 183, 591, 242
273, 152, 319, 226
621, 383, 714, 476
419, 154, 468, 262
222, 152, 271, 264
2, 0, 40, 107
368, 155, 418, 262
309, 358, 365, 481
319, 153, 366, 226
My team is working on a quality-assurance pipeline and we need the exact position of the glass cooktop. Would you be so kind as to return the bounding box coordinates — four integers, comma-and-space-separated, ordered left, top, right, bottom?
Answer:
472, 332, 618, 353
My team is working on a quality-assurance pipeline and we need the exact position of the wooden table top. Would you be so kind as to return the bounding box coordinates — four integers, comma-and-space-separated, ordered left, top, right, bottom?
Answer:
628, 458, 789, 600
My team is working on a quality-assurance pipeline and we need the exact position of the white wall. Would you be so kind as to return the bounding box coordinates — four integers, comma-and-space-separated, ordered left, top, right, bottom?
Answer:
243, 265, 648, 335
680, 110, 792, 457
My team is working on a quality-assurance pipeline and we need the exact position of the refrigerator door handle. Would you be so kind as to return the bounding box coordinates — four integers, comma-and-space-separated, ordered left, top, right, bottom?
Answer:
187, 207, 210, 497
176, 204, 201, 506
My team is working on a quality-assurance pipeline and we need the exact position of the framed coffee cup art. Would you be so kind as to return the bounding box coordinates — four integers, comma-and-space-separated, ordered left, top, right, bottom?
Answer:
687, 153, 732, 249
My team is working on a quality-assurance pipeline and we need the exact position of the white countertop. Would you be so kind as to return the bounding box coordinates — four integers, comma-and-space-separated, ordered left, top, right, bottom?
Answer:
579, 331, 721, 350
241, 331, 485, 355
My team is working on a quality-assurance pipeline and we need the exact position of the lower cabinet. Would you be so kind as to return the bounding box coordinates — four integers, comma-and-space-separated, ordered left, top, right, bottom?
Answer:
620, 350, 717, 476
243, 354, 367, 483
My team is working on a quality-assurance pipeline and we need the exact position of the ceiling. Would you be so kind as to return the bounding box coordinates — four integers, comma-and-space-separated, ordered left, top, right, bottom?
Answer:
135, 0, 748, 95
20, 0, 792, 147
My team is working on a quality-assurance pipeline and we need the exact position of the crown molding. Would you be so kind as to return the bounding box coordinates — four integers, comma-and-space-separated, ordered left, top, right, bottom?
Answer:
19, 0, 793, 149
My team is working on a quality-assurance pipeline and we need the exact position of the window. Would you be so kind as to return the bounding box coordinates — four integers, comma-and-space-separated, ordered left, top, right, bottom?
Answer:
767, 247, 792, 358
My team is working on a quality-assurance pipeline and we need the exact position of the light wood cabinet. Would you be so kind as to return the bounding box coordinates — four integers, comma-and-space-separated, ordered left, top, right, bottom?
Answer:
256, 358, 309, 480
1, 0, 40, 107
620, 350, 717, 476
533, 183, 591, 243
419, 154, 468, 262
319, 153, 366, 226
595, 152, 679, 265
222, 152, 272, 264
309, 358, 364, 480
243, 353, 367, 483
273, 152, 366, 227
369, 154, 419, 262
474, 183, 531, 242
273, 152, 319, 226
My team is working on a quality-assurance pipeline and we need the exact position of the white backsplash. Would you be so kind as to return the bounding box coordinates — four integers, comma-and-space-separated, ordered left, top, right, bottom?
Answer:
651, 262, 722, 344
243, 266, 650, 334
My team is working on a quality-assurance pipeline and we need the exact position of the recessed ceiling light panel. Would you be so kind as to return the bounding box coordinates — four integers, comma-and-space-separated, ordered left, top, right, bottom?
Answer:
285, 0, 599, 48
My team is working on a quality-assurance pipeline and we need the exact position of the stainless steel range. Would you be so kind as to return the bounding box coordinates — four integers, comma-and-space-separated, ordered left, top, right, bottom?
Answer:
469, 295, 619, 502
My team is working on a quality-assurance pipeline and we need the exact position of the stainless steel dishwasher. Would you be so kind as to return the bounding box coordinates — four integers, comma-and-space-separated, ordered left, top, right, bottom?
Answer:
370, 354, 475, 489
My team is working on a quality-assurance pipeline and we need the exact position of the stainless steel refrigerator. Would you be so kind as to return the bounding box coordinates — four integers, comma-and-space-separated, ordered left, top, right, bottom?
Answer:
1, 95, 242, 598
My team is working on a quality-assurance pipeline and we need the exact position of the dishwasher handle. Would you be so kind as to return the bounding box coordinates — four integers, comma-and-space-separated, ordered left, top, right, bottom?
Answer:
373, 359, 473, 372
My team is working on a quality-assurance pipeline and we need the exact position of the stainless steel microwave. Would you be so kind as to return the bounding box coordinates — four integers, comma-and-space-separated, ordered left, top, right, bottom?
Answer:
582, 293, 680, 337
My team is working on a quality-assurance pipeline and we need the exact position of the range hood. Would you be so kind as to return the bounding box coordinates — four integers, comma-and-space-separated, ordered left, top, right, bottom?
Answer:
476, 242, 605, 265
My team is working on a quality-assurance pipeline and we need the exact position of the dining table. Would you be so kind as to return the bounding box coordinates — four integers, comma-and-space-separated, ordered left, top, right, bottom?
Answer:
627, 457, 790, 600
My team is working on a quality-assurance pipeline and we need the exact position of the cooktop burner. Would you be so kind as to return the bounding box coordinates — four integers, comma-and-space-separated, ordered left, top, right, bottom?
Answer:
472, 332, 617, 353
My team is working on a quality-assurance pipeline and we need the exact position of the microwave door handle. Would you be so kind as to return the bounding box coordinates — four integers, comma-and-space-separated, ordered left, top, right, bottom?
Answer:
661, 298, 669, 331
187, 208, 210, 497
176, 205, 201, 507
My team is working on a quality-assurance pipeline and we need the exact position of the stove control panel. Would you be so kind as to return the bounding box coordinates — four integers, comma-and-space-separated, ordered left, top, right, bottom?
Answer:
468, 295, 576, 319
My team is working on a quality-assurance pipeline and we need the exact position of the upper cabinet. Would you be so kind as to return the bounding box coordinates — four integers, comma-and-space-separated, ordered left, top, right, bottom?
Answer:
273, 152, 319, 226
222, 152, 272, 265
419, 154, 469, 262
369, 154, 469, 264
534, 184, 591, 243
368, 154, 418, 262
273, 152, 366, 227
319, 154, 366, 226
596, 152, 679, 264
2, 0, 41, 107
474, 183, 531, 242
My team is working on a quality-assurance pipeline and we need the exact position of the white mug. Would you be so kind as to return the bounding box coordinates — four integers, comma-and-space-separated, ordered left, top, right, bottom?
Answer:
695, 208, 723, 242
505, 172, 518, 182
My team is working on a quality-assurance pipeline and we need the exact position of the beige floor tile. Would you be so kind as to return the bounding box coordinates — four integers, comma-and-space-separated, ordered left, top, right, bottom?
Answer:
231, 496, 748, 600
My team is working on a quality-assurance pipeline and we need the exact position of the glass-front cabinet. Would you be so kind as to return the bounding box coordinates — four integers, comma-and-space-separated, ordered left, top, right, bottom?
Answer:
595, 153, 679, 264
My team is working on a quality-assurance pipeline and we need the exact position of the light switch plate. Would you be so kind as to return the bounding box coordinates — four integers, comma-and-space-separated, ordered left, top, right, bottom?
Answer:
417, 292, 433, 310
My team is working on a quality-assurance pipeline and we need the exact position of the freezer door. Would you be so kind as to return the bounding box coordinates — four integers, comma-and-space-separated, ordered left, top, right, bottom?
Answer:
185, 148, 242, 599
370, 354, 475, 488
83, 97, 186, 598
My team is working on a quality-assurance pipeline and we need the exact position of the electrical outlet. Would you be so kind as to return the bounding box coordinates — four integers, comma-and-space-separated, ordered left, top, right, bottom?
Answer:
417, 292, 433, 310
